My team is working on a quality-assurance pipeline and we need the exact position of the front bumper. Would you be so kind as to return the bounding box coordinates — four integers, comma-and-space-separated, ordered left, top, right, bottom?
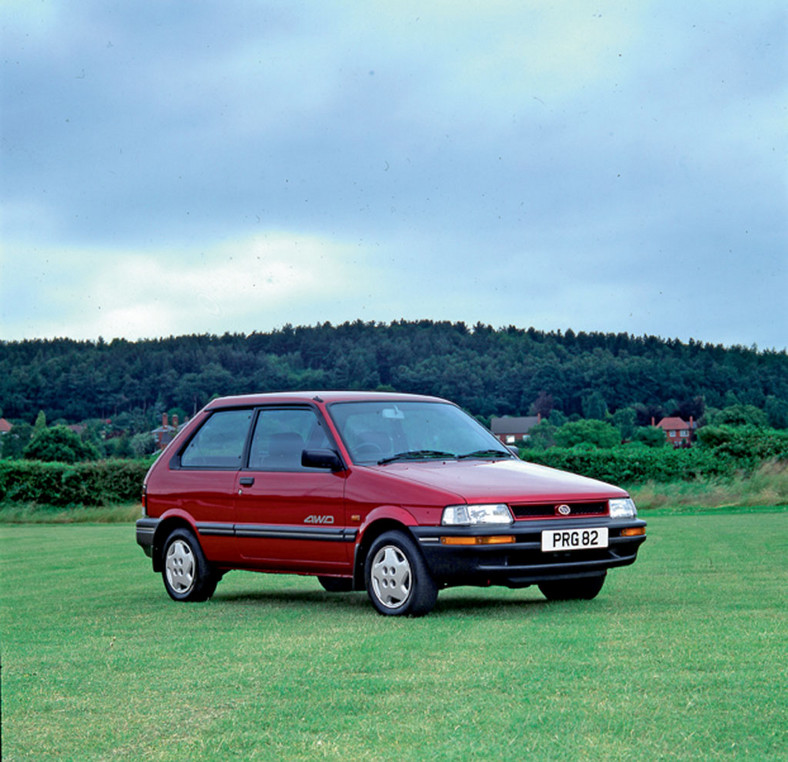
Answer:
411, 517, 647, 588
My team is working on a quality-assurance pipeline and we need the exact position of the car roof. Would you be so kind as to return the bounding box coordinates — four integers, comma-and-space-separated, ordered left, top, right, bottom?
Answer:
204, 391, 449, 409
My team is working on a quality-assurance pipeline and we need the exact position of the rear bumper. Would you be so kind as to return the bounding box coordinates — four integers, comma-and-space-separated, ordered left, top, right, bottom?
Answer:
136, 517, 158, 558
411, 517, 646, 588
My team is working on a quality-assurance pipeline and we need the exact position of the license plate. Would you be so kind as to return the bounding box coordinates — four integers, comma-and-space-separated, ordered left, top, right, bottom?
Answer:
541, 527, 608, 552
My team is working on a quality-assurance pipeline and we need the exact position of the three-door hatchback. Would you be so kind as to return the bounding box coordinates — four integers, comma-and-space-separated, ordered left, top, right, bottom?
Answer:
136, 391, 646, 615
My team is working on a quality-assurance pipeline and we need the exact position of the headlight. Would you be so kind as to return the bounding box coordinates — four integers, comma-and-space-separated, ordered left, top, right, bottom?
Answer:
441, 504, 513, 526
609, 498, 637, 518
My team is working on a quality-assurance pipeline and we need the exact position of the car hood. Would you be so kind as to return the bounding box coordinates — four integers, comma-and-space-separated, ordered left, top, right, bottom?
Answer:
368, 458, 628, 504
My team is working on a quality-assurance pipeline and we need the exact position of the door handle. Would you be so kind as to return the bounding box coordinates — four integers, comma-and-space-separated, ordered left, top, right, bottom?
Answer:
239, 477, 255, 487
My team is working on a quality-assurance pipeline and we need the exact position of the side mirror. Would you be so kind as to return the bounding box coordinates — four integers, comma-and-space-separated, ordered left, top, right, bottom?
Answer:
301, 448, 345, 471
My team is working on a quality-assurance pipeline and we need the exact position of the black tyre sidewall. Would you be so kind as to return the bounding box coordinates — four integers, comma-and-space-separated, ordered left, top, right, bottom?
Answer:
318, 576, 354, 593
538, 573, 606, 601
161, 528, 217, 602
364, 530, 437, 617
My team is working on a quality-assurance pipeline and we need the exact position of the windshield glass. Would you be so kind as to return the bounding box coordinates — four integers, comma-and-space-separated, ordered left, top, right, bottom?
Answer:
328, 400, 513, 465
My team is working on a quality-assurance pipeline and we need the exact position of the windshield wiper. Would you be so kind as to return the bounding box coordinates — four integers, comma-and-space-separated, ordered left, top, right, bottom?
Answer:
378, 450, 456, 465
457, 448, 513, 460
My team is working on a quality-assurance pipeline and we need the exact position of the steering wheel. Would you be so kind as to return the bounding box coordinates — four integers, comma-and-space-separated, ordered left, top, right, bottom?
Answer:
354, 441, 385, 460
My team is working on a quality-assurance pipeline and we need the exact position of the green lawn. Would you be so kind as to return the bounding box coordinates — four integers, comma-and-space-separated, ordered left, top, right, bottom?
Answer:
1, 511, 786, 761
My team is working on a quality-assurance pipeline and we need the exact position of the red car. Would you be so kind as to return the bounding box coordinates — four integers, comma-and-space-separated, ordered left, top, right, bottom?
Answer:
136, 392, 646, 616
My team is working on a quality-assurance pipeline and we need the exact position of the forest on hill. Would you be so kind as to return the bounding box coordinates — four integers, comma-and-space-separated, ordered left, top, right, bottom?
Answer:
1, 320, 786, 428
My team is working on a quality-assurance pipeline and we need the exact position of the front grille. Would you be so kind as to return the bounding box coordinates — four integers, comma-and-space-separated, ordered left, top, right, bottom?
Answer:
511, 501, 608, 519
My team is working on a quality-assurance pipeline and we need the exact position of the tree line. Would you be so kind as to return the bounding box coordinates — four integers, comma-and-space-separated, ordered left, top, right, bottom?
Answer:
1, 321, 786, 433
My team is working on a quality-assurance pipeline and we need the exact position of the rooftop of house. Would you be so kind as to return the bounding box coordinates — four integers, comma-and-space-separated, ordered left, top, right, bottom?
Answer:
656, 416, 691, 430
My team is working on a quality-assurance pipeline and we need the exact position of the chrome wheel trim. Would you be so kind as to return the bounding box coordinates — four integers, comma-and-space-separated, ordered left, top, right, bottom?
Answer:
165, 539, 196, 594
370, 545, 412, 609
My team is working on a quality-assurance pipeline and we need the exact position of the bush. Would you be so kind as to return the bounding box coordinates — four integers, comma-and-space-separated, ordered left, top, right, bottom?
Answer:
633, 425, 668, 448
23, 425, 100, 463
522, 446, 731, 485
553, 419, 620, 449
697, 425, 788, 466
131, 432, 158, 457
523, 420, 557, 450
0, 459, 150, 507
520, 423, 788, 485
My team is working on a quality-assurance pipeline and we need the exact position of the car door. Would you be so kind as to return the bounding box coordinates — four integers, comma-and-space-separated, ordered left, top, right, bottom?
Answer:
234, 405, 352, 573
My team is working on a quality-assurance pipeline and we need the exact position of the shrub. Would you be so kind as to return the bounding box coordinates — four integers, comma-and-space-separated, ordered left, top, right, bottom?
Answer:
522, 446, 730, 484
553, 419, 620, 449
23, 425, 100, 463
697, 425, 788, 467
633, 426, 668, 448
521, 424, 788, 486
131, 432, 158, 457
0, 459, 150, 507
523, 420, 557, 450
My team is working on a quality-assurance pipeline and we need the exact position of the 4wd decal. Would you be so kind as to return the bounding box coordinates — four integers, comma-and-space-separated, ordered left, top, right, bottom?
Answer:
304, 515, 335, 524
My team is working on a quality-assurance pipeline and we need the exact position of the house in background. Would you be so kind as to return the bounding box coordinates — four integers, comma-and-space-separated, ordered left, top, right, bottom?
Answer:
655, 416, 695, 447
490, 415, 541, 444
152, 413, 182, 450
0, 418, 12, 436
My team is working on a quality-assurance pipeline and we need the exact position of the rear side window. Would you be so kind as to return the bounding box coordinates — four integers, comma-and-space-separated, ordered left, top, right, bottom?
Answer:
180, 409, 254, 468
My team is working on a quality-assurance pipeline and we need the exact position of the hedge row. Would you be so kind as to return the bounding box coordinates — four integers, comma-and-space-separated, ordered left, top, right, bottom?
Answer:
2, 434, 786, 509
521, 446, 769, 485
0, 459, 149, 507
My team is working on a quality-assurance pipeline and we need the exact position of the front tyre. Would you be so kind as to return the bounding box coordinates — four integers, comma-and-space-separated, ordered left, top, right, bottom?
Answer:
161, 528, 219, 602
365, 531, 438, 616
538, 574, 606, 601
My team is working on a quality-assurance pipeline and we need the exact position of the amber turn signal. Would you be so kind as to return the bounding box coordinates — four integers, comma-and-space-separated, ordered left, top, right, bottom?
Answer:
620, 527, 646, 537
441, 535, 515, 546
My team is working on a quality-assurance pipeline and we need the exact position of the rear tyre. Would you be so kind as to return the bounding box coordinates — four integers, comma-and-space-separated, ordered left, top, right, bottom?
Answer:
365, 531, 438, 616
538, 574, 606, 601
318, 576, 353, 593
161, 528, 219, 602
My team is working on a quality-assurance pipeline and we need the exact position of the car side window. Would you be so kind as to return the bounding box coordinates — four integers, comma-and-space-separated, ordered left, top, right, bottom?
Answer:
248, 407, 331, 471
180, 409, 253, 468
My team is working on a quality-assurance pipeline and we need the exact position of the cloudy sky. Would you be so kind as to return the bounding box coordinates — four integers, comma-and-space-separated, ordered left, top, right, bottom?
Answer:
1, 1, 786, 348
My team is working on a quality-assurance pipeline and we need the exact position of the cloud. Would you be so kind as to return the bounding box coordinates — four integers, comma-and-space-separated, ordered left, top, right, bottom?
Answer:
1, 1, 786, 348
1, 233, 378, 340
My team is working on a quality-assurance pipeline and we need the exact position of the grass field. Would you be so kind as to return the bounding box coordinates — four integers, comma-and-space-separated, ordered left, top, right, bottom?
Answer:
1, 510, 786, 761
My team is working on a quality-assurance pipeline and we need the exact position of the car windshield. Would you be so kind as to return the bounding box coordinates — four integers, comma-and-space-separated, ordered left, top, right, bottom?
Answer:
328, 400, 514, 465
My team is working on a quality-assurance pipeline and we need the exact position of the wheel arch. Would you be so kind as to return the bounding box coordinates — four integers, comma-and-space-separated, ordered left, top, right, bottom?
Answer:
151, 514, 199, 572
352, 518, 415, 590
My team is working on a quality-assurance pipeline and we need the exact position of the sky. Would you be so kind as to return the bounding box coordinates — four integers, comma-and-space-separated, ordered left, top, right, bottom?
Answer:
1, 1, 786, 349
